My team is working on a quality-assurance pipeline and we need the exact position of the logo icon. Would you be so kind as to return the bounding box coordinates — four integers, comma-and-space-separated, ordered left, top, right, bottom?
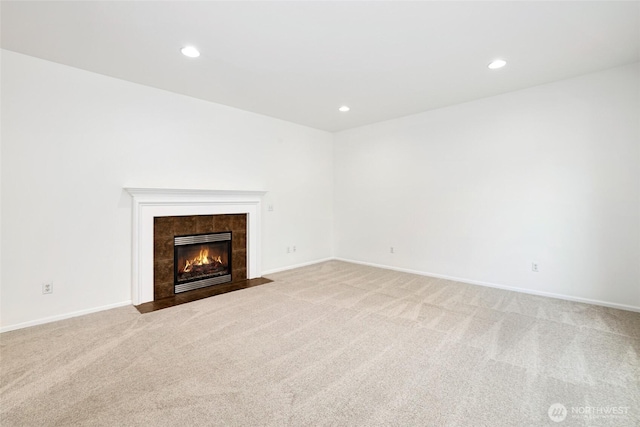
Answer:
548, 403, 568, 422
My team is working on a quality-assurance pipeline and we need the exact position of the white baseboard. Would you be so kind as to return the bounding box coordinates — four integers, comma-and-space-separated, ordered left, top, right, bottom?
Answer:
262, 257, 335, 276
334, 257, 640, 313
0, 300, 132, 333
4, 257, 637, 333
1, 257, 332, 333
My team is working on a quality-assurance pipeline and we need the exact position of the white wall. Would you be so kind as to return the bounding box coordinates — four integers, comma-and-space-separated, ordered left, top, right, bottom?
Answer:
334, 63, 640, 310
2, 51, 638, 331
1, 50, 334, 330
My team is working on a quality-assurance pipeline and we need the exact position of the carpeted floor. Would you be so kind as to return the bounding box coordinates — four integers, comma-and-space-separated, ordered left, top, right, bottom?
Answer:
1, 261, 639, 426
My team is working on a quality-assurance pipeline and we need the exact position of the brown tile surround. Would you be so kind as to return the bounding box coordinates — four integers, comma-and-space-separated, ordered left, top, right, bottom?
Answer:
153, 214, 247, 300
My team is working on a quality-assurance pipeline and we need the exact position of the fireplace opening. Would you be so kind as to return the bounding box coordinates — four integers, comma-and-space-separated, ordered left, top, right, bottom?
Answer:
174, 232, 232, 293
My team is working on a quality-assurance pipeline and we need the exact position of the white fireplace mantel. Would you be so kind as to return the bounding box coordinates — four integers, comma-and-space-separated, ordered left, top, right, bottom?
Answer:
125, 188, 266, 305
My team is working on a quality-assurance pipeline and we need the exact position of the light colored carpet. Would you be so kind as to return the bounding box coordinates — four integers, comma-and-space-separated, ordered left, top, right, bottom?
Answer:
1, 260, 639, 426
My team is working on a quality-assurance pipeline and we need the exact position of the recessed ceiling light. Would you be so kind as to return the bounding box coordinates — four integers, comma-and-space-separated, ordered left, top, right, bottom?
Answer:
338, 106, 350, 112
488, 59, 507, 69
181, 46, 200, 58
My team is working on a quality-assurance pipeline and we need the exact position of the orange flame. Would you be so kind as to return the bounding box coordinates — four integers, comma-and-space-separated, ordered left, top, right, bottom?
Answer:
183, 249, 217, 272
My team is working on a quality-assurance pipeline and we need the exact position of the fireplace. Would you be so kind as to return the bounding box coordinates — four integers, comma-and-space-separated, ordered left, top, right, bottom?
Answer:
125, 188, 265, 305
153, 213, 248, 300
174, 232, 232, 293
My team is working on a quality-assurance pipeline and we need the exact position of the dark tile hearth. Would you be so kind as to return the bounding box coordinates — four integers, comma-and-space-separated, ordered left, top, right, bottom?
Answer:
135, 277, 273, 314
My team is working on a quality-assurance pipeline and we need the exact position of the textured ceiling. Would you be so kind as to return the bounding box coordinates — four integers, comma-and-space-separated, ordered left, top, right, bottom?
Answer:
2, 1, 639, 132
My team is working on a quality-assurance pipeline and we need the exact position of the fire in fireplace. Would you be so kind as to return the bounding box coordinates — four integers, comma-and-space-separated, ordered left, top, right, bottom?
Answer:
174, 232, 232, 293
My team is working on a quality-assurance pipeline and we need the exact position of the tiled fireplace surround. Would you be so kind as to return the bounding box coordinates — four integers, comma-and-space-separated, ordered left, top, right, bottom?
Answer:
153, 214, 247, 299
126, 188, 265, 305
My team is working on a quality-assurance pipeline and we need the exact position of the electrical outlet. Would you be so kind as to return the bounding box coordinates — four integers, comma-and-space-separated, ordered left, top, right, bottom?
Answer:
293, 245, 296, 252
287, 246, 291, 254
268, 204, 274, 212
42, 282, 53, 294
390, 247, 395, 254
532, 262, 539, 272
